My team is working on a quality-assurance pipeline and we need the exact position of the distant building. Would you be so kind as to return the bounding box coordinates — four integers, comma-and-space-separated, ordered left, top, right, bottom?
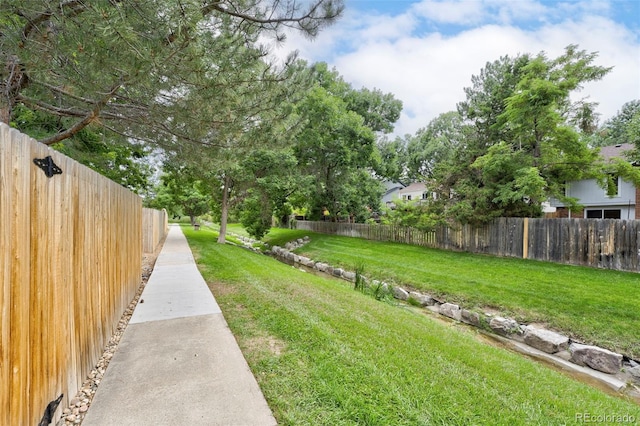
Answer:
550, 143, 639, 219
381, 181, 406, 208
398, 182, 430, 202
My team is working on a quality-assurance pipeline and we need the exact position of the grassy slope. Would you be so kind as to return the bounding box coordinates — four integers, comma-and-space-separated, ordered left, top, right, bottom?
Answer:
262, 228, 640, 359
184, 226, 640, 425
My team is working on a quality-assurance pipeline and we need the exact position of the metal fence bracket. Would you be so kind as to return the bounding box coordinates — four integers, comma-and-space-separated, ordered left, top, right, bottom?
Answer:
33, 155, 62, 177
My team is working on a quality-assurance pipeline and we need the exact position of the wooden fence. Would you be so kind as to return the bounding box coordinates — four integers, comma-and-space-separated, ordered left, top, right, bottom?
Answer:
295, 217, 640, 272
0, 124, 145, 425
143, 207, 168, 253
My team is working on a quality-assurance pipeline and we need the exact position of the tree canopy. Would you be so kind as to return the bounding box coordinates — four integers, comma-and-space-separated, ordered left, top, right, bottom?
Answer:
402, 46, 614, 225
1, 0, 343, 145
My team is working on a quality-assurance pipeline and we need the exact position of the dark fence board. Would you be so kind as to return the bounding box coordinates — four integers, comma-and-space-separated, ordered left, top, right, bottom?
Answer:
296, 217, 640, 272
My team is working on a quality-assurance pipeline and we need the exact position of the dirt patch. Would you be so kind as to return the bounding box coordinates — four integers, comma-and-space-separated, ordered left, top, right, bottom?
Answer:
244, 335, 287, 356
208, 280, 237, 297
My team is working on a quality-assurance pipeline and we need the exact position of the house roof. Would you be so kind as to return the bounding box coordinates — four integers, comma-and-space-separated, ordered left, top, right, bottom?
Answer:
398, 182, 426, 194
600, 143, 634, 162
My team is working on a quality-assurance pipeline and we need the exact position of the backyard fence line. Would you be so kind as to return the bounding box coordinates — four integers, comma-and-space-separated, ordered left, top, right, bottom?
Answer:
295, 217, 640, 272
143, 207, 168, 253
0, 124, 161, 425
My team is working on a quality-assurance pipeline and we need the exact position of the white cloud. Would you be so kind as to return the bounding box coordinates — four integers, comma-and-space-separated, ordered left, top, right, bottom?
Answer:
270, 0, 640, 136
411, 0, 486, 25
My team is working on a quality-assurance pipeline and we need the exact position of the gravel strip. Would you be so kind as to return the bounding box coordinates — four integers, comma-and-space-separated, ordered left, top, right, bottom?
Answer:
56, 246, 161, 426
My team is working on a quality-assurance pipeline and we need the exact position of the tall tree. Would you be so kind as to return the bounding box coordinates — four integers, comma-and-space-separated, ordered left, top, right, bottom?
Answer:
412, 46, 612, 224
151, 164, 213, 225
405, 111, 468, 182
235, 149, 302, 239
1, 0, 343, 145
291, 63, 401, 221
293, 85, 379, 221
344, 87, 402, 134
374, 135, 408, 184
592, 100, 640, 147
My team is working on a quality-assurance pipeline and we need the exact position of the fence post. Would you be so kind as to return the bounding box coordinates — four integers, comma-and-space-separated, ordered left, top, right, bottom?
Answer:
522, 217, 529, 259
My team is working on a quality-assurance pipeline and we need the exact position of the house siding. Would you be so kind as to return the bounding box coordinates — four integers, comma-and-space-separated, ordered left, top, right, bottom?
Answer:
398, 183, 428, 202
551, 178, 637, 219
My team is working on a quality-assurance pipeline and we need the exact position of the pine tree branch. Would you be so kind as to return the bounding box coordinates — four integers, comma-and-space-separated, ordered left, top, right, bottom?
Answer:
40, 82, 123, 145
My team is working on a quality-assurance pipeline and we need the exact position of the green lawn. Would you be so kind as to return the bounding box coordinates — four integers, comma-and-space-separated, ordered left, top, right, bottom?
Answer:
259, 227, 640, 360
183, 226, 640, 425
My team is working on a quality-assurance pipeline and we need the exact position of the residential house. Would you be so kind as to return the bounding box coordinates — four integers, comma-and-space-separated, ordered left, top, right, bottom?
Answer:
381, 181, 406, 208
398, 182, 431, 203
550, 143, 639, 219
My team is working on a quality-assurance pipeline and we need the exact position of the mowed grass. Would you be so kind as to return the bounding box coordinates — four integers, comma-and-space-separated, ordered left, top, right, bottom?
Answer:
261, 228, 640, 359
183, 226, 640, 425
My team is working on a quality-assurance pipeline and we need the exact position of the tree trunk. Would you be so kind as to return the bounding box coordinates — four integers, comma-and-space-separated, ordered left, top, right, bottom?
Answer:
190, 215, 196, 226
0, 100, 11, 124
217, 174, 230, 244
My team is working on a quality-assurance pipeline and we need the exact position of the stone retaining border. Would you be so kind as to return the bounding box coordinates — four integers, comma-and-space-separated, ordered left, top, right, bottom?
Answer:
234, 233, 639, 396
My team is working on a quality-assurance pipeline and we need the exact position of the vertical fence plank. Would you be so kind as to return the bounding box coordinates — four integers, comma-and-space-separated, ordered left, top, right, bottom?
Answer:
296, 217, 640, 273
0, 126, 12, 426
142, 208, 168, 253
30, 140, 51, 421
0, 124, 149, 425
9, 129, 32, 424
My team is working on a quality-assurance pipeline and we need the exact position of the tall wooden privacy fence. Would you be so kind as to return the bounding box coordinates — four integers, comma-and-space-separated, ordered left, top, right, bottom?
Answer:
0, 124, 165, 425
295, 218, 640, 272
143, 207, 168, 253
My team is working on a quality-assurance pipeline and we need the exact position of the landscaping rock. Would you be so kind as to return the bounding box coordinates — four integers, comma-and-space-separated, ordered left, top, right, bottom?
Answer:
332, 268, 344, 277
315, 263, 328, 273
342, 271, 356, 281
628, 366, 640, 383
460, 309, 481, 327
439, 303, 461, 321
426, 305, 440, 314
523, 327, 569, 354
393, 287, 409, 300
489, 317, 521, 337
408, 292, 434, 306
569, 343, 623, 374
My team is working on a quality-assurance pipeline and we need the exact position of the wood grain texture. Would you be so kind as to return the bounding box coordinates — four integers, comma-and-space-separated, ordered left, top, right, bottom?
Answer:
0, 124, 150, 425
297, 217, 640, 272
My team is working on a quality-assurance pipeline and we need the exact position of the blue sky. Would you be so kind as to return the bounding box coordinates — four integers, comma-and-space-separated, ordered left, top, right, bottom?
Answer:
272, 0, 640, 137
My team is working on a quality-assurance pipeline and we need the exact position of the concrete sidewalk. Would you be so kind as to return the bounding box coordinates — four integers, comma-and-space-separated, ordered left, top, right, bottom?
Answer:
82, 225, 277, 426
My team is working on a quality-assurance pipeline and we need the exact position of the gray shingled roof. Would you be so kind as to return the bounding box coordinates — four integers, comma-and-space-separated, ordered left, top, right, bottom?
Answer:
600, 143, 635, 162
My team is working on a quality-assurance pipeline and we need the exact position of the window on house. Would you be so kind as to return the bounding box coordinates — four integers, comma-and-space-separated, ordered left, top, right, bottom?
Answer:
586, 209, 621, 219
407, 195, 412, 201
586, 210, 602, 218
402, 195, 407, 200
421, 192, 428, 200
604, 209, 621, 219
